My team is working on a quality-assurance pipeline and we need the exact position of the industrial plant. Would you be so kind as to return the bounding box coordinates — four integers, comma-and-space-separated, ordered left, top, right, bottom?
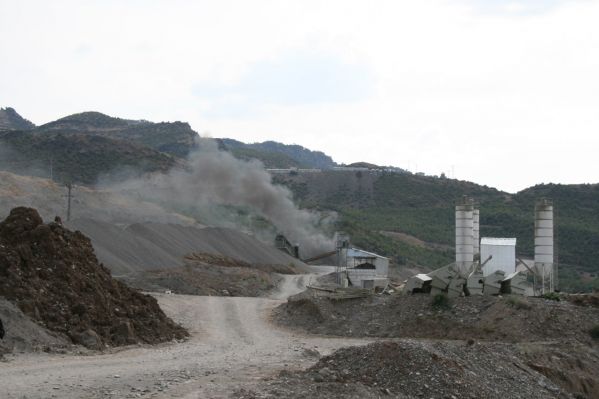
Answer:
406, 197, 557, 297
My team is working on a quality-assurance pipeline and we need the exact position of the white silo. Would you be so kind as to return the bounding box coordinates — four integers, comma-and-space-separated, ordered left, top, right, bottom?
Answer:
455, 197, 474, 276
534, 199, 554, 293
473, 208, 480, 259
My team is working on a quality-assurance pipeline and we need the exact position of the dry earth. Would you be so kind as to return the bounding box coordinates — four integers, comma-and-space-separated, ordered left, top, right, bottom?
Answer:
0, 269, 372, 399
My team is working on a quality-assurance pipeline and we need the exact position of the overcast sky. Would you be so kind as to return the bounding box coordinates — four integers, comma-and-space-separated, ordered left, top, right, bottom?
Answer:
1, 0, 598, 193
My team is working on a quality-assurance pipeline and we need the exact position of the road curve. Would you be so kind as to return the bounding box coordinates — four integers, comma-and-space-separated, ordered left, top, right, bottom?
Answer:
0, 272, 368, 399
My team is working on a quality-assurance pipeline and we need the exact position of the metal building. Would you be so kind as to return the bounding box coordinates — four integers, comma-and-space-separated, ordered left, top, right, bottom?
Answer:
480, 238, 516, 277
342, 247, 389, 289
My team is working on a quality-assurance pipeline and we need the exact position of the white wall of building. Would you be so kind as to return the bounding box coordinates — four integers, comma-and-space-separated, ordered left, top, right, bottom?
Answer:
480, 238, 516, 277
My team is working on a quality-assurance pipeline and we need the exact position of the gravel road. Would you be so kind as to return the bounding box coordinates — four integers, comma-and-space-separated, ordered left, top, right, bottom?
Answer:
0, 269, 368, 399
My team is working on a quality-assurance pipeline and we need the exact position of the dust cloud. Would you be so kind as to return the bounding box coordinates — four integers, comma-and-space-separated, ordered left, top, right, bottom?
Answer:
107, 139, 334, 256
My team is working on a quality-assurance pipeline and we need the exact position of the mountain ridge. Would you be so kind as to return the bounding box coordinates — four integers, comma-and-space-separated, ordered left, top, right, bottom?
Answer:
1, 108, 597, 291
0, 107, 36, 131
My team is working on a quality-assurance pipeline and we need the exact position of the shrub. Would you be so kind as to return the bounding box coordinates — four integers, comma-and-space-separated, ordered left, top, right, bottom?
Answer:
431, 293, 450, 310
542, 292, 561, 301
590, 325, 599, 340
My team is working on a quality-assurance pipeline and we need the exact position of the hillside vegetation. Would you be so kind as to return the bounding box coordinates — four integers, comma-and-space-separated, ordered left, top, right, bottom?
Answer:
0, 109, 338, 185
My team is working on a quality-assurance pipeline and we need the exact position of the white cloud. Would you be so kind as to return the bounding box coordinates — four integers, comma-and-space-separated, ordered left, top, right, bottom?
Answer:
1, 0, 598, 192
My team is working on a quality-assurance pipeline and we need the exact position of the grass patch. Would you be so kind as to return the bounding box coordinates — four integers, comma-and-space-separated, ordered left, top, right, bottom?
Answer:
542, 292, 561, 301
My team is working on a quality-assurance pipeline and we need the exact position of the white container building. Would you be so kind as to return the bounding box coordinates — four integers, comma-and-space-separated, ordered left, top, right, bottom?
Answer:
480, 238, 516, 277
342, 247, 389, 288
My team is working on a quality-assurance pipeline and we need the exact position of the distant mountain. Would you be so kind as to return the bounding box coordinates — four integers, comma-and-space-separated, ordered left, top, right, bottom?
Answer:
220, 138, 336, 169
0, 130, 177, 184
0, 107, 36, 131
36, 111, 199, 158
0, 110, 195, 184
1, 110, 337, 182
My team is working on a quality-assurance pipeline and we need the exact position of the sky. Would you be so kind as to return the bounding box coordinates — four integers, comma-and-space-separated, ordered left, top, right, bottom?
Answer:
1, 0, 598, 193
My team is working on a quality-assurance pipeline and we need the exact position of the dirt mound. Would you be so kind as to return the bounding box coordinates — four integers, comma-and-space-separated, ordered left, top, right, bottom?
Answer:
236, 341, 572, 399
67, 218, 308, 277
0, 207, 188, 350
275, 292, 599, 344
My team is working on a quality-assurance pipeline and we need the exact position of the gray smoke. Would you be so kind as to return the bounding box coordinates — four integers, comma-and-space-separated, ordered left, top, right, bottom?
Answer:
108, 139, 334, 255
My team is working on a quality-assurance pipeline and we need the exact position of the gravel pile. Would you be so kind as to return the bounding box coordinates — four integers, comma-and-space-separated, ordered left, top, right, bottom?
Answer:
235, 340, 570, 399
68, 218, 307, 276
0, 207, 188, 351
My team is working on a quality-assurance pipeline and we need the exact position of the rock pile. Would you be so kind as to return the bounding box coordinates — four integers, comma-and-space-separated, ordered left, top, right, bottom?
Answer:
0, 207, 188, 349
236, 341, 567, 399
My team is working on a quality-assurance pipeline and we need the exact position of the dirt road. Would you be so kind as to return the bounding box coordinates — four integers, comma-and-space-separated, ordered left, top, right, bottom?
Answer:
0, 269, 368, 398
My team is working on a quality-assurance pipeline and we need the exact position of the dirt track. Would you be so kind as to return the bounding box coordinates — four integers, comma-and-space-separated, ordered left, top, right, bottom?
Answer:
0, 269, 369, 398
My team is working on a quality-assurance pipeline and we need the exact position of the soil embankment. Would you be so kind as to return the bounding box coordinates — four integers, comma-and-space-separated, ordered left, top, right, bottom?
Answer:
0, 207, 188, 352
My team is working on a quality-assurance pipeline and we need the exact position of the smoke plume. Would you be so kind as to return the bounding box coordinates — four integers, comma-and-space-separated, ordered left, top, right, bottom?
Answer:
108, 139, 334, 255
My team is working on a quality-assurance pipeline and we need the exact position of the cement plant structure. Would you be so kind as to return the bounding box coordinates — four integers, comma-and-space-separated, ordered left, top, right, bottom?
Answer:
406, 197, 557, 297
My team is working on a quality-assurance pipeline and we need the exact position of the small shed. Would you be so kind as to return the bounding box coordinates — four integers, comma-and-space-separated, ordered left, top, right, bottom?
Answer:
343, 247, 389, 288
480, 237, 516, 277
346, 248, 389, 275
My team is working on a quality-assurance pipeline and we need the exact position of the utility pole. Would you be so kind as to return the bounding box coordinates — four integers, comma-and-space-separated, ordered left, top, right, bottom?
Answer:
65, 183, 73, 221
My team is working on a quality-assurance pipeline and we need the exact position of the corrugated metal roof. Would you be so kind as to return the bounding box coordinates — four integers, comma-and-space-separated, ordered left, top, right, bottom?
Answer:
347, 247, 388, 260
480, 237, 517, 246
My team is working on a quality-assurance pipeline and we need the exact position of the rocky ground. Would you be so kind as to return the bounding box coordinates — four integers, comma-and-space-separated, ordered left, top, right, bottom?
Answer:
256, 290, 599, 398
0, 207, 187, 353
